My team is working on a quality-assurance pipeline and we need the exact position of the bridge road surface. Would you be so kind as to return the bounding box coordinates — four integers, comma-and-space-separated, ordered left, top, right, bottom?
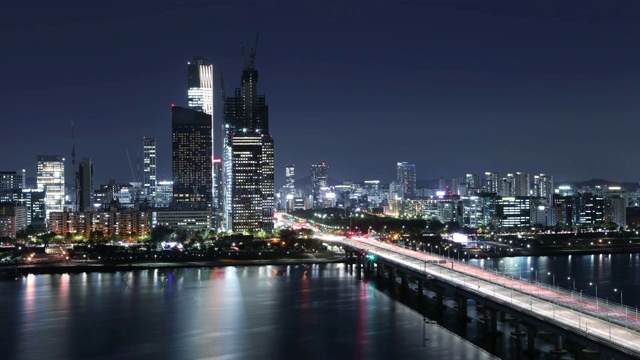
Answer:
319, 234, 640, 358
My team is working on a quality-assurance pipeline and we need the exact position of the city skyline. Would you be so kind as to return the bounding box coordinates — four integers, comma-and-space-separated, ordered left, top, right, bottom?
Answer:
3, 1, 640, 187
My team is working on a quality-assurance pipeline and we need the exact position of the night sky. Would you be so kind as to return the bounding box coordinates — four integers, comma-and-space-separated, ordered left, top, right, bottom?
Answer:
2, 1, 640, 188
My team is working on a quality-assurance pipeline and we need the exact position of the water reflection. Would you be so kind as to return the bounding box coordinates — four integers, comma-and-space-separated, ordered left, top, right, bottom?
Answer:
0, 265, 496, 360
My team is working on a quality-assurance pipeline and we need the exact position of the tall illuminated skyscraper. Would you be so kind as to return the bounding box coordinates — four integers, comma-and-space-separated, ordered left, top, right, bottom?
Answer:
143, 137, 157, 200
222, 38, 275, 232
396, 162, 416, 199
187, 56, 214, 115
484, 171, 499, 194
311, 163, 328, 208
171, 106, 212, 205
36, 155, 65, 223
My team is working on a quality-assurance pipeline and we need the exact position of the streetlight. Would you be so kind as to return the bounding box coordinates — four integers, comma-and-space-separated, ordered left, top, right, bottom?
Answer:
614, 288, 623, 305
590, 282, 599, 315
531, 268, 538, 283
568, 276, 575, 290
547, 272, 555, 288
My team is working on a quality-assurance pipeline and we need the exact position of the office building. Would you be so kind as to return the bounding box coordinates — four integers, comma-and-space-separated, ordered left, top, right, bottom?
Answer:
397, 162, 416, 199
0, 170, 26, 191
222, 42, 275, 232
143, 137, 157, 201
78, 158, 94, 212
311, 163, 328, 208
514, 172, 530, 197
187, 56, 214, 115
36, 155, 65, 223
171, 106, 213, 205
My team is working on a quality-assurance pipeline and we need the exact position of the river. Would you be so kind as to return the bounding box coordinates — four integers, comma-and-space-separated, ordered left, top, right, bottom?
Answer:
0, 264, 495, 360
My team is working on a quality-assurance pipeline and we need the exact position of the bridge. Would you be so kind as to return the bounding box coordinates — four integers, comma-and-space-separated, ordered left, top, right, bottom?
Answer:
320, 234, 640, 359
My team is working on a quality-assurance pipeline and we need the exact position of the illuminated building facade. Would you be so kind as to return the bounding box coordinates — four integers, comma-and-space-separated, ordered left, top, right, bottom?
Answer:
311, 163, 328, 208
0, 170, 25, 191
187, 56, 214, 115
143, 137, 157, 201
222, 45, 275, 232
36, 155, 65, 224
396, 162, 416, 199
171, 106, 213, 205
484, 171, 499, 194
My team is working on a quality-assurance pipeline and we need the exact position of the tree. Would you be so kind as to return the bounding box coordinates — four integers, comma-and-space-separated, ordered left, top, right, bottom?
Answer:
150, 225, 174, 243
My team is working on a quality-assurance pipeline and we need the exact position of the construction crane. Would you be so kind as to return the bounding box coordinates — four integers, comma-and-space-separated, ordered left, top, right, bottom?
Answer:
241, 32, 260, 70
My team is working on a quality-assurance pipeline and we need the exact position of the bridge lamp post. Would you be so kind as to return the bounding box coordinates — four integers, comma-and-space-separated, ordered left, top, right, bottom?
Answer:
589, 282, 599, 317
614, 288, 627, 328
531, 268, 538, 283
547, 272, 555, 289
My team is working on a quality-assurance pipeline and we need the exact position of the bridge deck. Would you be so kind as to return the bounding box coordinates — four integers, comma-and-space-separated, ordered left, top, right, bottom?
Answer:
321, 234, 640, 358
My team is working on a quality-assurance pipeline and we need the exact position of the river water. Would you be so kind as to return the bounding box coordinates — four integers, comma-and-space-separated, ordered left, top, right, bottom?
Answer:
3, 252, 638, 360
0, 264, 495, 360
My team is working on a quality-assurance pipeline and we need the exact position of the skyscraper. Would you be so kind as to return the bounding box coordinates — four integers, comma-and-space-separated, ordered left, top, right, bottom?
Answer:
534, 174, 554, 203
36, 155, 65, 223
514, 172, 530, 197
78, 158, 93, 212
484, 171, 499, 194
187, 56, 214, 115
171, 106, 213, 205
396, 162, 416, 199
222, 39, 275, 232
285, 165, 295, 197
311, 163, 328, 208
142, 137, 157, 200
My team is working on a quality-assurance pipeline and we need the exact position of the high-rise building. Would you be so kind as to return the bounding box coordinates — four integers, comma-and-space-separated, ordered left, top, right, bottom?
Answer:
465, 173, 480, 189
222, 41, 275, 232
514, 172, 530, 197
396, 162, 417, 199
285, 165, 295, 196
501, 173, 515, 196
171, 106, 213, 205
484, 172, 499, 194
0, 170, 26, 191
534, 174, 554, 203
187, 56, 214, 116
36, 155, 65, 223
78, 158, 94, 212
143, 137, 157, 201
311, 163, 328, 208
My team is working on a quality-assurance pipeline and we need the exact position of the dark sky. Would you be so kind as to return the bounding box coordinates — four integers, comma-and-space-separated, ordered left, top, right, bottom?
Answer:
2, 0, 640, 188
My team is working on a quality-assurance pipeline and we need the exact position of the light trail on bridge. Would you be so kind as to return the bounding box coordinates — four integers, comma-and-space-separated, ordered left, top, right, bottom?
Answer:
319, 233, 640, 358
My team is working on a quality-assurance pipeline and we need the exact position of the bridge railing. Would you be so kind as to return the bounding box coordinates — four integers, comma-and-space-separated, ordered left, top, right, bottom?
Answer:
442, 258, 640, 333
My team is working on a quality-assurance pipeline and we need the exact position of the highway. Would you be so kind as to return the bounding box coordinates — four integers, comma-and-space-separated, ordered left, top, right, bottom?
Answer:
319, 233, 640, 357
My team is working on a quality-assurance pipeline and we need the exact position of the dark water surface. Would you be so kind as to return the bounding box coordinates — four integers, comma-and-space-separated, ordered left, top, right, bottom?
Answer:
0, 264, 495, 360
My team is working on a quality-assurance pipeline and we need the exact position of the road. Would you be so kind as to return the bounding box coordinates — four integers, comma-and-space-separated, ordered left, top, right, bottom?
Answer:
319, 233, 640, 357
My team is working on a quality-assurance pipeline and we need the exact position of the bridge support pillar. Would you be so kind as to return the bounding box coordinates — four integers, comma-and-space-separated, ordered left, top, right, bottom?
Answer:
417, 279, 424, 298
388, 267, 396, 288
376, 262, 382, 279
511, 319, 526, 337
526, 325, 536, 356
456, 297, 467, 320
400, 272, 408, 291
489, 309, 497, 335
355, 254, 362, 279
550, 334, 566, 357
